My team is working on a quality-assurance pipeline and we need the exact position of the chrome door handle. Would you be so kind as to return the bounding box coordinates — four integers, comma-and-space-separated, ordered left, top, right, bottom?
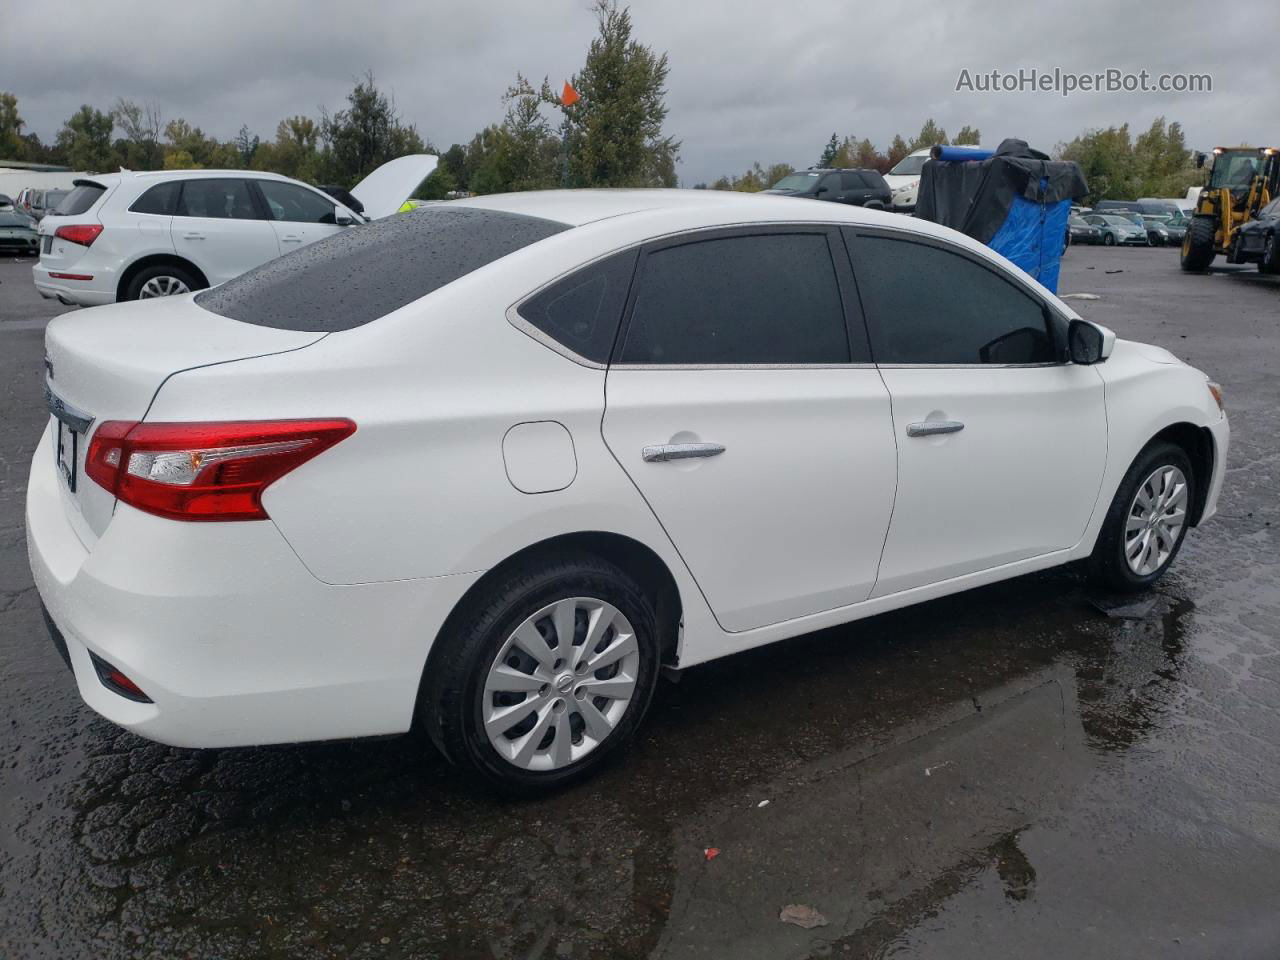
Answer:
642, 442, 726, 463
182, 232, 205, 240
906, 420, 964, 438
281, 235, 302, 243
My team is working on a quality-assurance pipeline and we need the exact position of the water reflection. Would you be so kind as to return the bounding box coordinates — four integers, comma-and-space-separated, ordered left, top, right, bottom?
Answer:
39, 572, 1197, 958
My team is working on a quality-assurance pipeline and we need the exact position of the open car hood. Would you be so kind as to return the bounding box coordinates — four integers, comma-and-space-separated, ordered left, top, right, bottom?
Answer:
349, 154, 438, 220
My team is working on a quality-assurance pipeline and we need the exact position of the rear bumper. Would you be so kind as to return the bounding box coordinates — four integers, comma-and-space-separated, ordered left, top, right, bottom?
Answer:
26, 425, 482, 748
31, 262, 116, 307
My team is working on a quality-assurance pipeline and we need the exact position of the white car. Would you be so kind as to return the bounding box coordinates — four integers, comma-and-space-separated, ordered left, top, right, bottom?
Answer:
884, 147, 931, 211
31, 155, 436, 307
27, 189, 1228, 791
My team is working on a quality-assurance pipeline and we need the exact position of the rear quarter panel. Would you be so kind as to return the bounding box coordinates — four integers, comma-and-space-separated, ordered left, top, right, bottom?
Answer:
144, 229, 720, 661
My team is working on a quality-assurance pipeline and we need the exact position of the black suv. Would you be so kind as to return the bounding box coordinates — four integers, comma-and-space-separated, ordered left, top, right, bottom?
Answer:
764, 169, 891, 209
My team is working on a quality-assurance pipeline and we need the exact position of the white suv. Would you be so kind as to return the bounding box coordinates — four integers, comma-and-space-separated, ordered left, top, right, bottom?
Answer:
32, 155, 436, 307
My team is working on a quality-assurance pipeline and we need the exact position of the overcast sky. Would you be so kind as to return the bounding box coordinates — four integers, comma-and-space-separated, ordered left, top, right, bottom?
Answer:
8, 0, 1278, 185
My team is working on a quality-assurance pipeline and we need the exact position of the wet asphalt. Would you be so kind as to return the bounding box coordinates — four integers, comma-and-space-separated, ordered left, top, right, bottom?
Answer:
1, 246, 1278, 959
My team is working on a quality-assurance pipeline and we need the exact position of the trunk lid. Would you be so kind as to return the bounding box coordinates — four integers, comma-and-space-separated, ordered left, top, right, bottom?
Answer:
349, 154, 438, 220
43, 296, 325, 543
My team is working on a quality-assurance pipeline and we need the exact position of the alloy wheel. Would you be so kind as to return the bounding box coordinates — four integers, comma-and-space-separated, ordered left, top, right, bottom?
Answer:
139, 275, 191, 298
482, 597, 640, 771
1124, 465, 1188, 576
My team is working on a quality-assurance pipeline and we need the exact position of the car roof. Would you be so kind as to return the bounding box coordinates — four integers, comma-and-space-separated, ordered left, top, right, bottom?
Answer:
452, 188, 907, 228
76, 169, 299, 189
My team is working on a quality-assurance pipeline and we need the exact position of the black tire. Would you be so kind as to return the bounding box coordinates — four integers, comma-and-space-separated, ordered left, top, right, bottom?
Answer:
1102, 232, 1116, 246
422, 553, 661, 793
1180, 216, 1217, 271
123, 263, 202, 301
1260, 233, 1279, 274
1089, 440, 1196, 592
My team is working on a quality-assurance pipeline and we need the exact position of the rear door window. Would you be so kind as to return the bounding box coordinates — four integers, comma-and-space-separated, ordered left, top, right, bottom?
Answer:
129, 181, 181, 215
517, 250, 637, 363
619, 231, 852, 365
54, 185, 101, 216
175, 179, 260, 220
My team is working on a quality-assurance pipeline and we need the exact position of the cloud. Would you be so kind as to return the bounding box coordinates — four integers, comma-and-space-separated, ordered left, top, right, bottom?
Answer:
6, 0, 1275, 184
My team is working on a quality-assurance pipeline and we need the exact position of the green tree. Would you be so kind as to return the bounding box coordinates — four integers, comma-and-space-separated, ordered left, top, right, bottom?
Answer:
163, 117, 238, 168
499, 74, 560, 191
438, 143, 469, 192
234, 124, 259, 167
818, 133, 840, 168
1058, 123, 1136, 202
953, 125, 982, 145
712, 161, 794, 192
111, 98, 163, 169
253, 116, 322, 182
561, 1, 679, 188
321, 71, 427, 187
415, 165, 457, 200
886, 134, 910, 169
908, 118, 948, 152
465, 124, 514, 195
57, 105, 116, 172
1, 92, 27, 159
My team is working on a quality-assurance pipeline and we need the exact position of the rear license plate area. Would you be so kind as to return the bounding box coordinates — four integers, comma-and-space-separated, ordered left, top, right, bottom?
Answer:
55, 420, 79, 492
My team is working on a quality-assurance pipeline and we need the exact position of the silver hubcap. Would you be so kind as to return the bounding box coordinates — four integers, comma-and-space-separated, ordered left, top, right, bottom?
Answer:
482, 597, 640, 771
1125, 465, 1188, 576
139, 275, 190, 298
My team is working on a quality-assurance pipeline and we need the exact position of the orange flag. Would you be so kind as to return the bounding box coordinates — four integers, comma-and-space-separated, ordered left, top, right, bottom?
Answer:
561, 81, 580, 107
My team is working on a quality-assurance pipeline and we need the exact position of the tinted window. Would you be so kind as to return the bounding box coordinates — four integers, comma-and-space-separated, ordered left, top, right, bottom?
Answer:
517, 250, 637, 363
129, 181, 180, 215
620, 232, 850, 365
53, 185, 99, 216
841, 171, 866, 191
257, 180, 337, 224
847, 233, 1057, 365
819, 174, 842, 196
176, 179, 258, 219
196, 207, 569, 332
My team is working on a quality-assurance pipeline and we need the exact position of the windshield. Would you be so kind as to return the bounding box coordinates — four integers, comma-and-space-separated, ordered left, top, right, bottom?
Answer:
196, 206, 569, 332
770, 173, 821, 192
888, 154, 928, 177
1207, 151, 1261, 190
1098, 216, 1135, 226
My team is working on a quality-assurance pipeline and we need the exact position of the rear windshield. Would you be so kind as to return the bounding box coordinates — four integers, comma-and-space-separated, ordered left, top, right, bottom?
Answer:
53, 185, 102, 216
195, 207, 570, 332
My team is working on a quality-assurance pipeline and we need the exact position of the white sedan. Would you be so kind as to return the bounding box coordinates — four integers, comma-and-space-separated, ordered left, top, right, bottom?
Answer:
27, 189, 1229, 791
31, 155, 436, 307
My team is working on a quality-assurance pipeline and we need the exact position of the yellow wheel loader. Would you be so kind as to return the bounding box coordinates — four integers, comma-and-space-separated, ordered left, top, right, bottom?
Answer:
1181, 146, 1280, 271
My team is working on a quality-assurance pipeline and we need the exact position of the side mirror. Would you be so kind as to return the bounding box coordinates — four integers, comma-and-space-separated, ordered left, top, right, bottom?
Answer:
1068, 318, 1115, 364
336, 215, 356, 227
1194, 151, 1206, 169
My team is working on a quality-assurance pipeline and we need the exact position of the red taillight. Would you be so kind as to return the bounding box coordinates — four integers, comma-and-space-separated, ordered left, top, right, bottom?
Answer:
86, 419, 356, 521
53, 223, 104, 247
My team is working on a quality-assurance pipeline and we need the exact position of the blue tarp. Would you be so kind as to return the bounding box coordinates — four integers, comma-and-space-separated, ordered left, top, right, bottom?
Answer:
988, 193, 1073, 292
914, 139, 1088, 294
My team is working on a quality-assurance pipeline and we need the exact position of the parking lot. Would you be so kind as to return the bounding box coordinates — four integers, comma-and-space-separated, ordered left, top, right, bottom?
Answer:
1, 245, 1278, 959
